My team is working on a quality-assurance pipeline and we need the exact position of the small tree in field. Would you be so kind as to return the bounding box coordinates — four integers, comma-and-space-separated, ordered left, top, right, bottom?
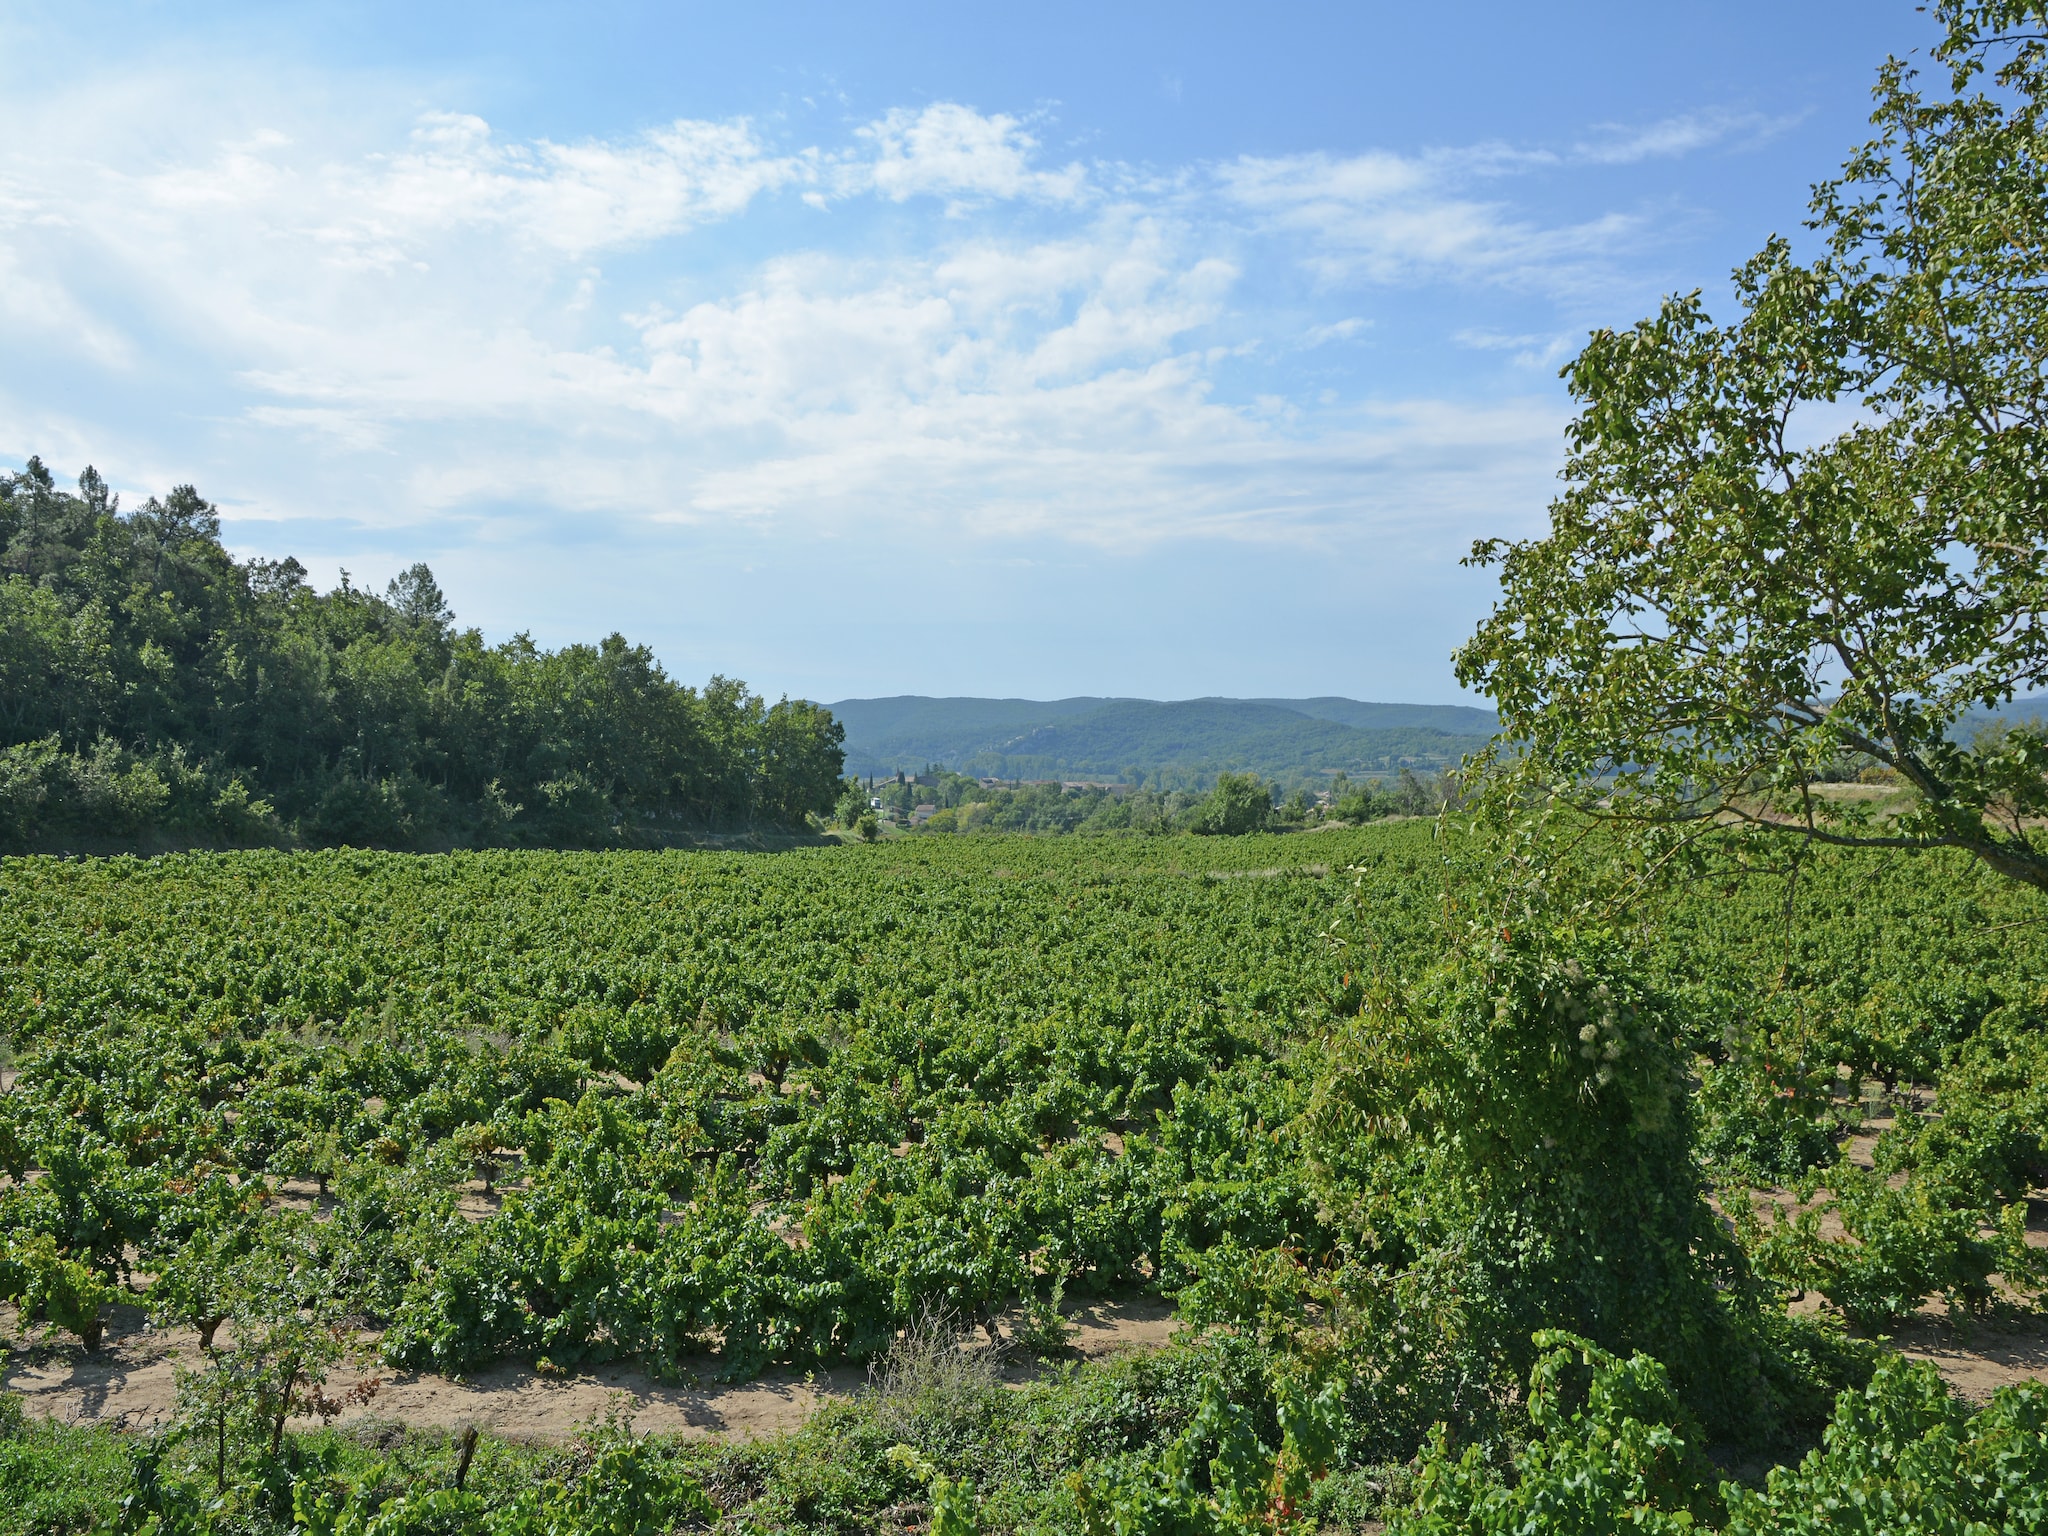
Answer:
151, 1215, 360, 1522
0, 1234, 118, 1352
1192, 773, 1273, 836
171, 1303, 346, 1496
1457, 2, 2048, 893
1307, 915, 1792, 1440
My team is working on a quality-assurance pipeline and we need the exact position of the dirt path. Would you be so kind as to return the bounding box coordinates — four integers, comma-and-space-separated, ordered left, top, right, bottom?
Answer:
6, 1290, 2036, 1442
2, 1296, 1179, 1443
1, 1324, 861, 1442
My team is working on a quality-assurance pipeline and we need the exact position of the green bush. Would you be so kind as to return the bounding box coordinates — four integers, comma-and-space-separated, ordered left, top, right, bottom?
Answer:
0, 1233, 118, 1351
1694, 1057, 1838, 1184
293, 1430, 712, 1536
1723, 1357, 2048, 1535
1189, 773, 1272, 836
0, 735, 279, 851
1070, 1363, 1344, 1534
1390, 1332, 1722, 1535
1734, 1003, 2048, 1326
0, 1398, 129, 1536
1308, 921, 1786, 1440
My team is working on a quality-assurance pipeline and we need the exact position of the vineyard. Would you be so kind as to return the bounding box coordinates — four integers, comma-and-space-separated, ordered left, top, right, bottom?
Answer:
0, 825, 2044, 1530
13, 0, 2048, 1525
0, 833, 1386, 1381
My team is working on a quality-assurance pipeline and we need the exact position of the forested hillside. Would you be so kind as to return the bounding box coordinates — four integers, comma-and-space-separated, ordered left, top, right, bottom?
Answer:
0, 459, 844, 851
834, 694, 1494, 786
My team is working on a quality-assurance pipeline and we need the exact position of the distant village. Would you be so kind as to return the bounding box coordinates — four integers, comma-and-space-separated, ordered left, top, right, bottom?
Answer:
862, 769, 1133, 825
861, 767, 1345, 828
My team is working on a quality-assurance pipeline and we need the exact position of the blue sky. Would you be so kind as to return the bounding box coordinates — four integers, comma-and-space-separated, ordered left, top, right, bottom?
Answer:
2, 1, 1925, 703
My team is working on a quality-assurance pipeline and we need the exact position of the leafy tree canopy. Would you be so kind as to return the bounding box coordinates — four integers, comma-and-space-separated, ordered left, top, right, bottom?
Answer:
1457, 2, 2048, 892
1191, 772, 1276, 836
0, 458, 844, 850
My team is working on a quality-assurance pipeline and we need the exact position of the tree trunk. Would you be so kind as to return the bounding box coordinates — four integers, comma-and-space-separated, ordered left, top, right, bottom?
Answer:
270, 1357, 298, 1457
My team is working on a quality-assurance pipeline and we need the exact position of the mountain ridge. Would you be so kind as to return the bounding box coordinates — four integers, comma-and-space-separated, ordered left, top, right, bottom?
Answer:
831, 694, 1499, 788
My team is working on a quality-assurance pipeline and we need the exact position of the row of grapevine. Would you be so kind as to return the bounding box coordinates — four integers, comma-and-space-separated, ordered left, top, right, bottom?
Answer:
0, 833, 1403, 1376
0, 827, 2042, 1381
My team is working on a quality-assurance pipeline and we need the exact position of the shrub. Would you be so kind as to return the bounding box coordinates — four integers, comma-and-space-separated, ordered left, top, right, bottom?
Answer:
1389, 1332, 1722, 1535
1722, 1357, 2048, 1535
1189, 773, 1272, 836
0, 1399, 129, 1536
0, 1234, 118, 1351
1307, 921, 1786, 1440
1734, 1003, 2048, 1326
867, 1310, 1011, 1467
1694, 1057, 1838, 1184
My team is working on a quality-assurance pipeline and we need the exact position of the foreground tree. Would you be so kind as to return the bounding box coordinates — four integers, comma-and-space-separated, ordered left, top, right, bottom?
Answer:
1457, 2, 2048, 892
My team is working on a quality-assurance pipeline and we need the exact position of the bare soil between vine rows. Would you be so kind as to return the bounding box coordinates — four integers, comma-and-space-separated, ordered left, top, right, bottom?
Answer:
4, 1294, 2041, 1445
1, 1296, 1179, 1444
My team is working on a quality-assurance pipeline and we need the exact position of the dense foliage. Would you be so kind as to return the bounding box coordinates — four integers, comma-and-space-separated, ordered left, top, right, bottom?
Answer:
857, 765, 1446, 837
1394, 1342, 2048, 1536
870, 772, 1212, 835
0, 458, 844, 852
0, 832, 1391, 1391
0, 1323, 2040, 1534
0, 823, 2041, 1531
1308, 921, 1782, 1439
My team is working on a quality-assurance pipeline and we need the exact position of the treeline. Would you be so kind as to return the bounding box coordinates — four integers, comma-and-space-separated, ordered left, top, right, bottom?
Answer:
0, 459, 844, 851
846, 764, 1454, 837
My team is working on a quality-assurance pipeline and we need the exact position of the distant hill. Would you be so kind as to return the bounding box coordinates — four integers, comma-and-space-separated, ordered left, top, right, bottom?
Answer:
832, 695, 1499, 787
1236, 696, 1500, 735
1981, 695, 2048, 729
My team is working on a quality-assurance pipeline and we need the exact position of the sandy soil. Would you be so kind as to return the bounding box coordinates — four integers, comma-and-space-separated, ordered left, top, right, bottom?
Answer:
1886, 1310, 2048, 1402
2, 1295, 1180, 1444
1, 1317, 863, 1442
7, 1278, 2039, 1445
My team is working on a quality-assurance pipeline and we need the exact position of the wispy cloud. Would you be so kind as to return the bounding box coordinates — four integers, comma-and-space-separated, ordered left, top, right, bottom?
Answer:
351, 113, 809, 258
133, 112, 809, 268
1572, 107, 1806, 166
1215, 147, 1647, 293
1303, 317, 1369, 346
1210, 102, 1797, 296
0, 72, 1762, 563
853, 103, 1086, 208
1453, 327, 1581, 369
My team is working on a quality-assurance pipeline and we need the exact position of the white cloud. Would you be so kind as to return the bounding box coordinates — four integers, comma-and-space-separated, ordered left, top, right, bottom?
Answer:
854, 103, 1087, 207
1213, 103, 1788, 295
98, 108, 805, 288
243, 405, 394, 453
0, 238, 134, 366
343, 113, 807, 259
1304, 317, 1369, 346
0, 72, 1727, 567
1454, 327, 1580, 369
